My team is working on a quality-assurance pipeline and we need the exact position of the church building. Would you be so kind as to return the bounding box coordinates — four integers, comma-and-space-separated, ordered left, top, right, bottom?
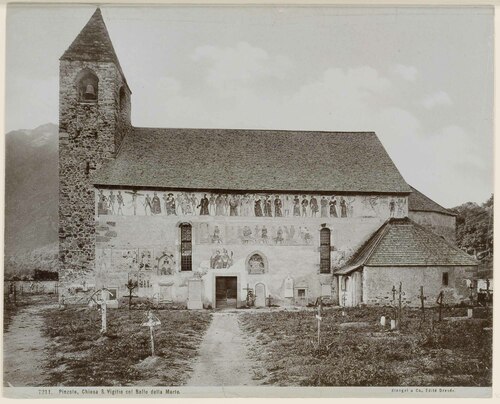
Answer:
59, 9, 477, 308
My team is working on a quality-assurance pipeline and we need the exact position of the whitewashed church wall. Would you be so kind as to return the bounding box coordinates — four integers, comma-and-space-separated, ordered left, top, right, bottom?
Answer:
93, 189, 408, 306
362, 265, 476, 307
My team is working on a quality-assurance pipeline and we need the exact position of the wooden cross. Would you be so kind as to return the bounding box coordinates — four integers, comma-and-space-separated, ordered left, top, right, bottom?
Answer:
436, 291, 444, 322
89, 288, 114, 334
142, 310, 161, 357
243, 283, 254, 306
419, 286, 427, 325
315, 297, 323, 346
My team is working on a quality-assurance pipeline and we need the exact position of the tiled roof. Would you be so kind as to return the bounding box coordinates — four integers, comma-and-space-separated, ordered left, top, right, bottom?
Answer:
335, 217, 477, 274
60, 8, 128, 85
92, 127, 411, 193
408, 186, 455, 216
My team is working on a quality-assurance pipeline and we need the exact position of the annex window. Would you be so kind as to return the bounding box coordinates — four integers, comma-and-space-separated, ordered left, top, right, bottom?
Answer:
319, 227, 331, 273
442, 272, 449, 286
180, 223, 192, 271
77, 69, 99, 103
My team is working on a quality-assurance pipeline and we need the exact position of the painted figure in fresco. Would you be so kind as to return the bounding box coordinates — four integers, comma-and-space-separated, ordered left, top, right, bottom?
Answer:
329, 196, 338, 218
223, 194, 229, 216
274, 195, 283, 217
389, 199, 396, 217
254, 197, 263, 217
190, 194, 198, 214
284, 195, 291, 217
301, 196, 309, 217
198, 194, 210, 215
320, 196, 328, 217
140, 250, 152, 271
289, 225, 296, 241
182, 193, 192, 215
97, 189, 108, 216
242, 225, 253, 244
346, 196, 355, 218
302, 227, 312, 244
212, 225, 222, 244
151, 192, 162, 215
275, 226, 284, 245
117, 191, 125, 215
248, 194, 256, 217
158, 254, 175, 275
261, 225, 269, 244
125, 190, 142, 216
215, 194, 225, 216
264, 196, 272, 217
175, 193, 183, 215
293, 196, 301, 216
221, 249, 233, 268
108, 191, 116, 215
144, 194, 153, 215
229, 195, 239, 216
210, 250, 221, 269
209, 193, 216, 216
165, 193, 177, 215
340, 197, 347, 218
310, 196, 319, 217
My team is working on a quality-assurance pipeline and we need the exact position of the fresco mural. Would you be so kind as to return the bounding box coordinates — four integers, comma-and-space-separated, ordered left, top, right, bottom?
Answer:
95, 247, 177, 276
95, 189, 408, 219
196, 222, 315, 246
210, 249, 234, 269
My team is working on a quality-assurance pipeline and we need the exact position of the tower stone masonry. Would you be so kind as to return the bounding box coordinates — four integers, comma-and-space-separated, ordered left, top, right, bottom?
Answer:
59, 8, 131, 299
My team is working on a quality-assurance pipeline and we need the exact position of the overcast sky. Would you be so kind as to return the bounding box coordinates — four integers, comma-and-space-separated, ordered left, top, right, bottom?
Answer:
5, 4, 494, 207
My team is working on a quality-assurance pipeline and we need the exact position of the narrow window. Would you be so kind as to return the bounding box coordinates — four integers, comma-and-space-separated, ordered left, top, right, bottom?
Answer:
180, 223, 192, 271
320, 227, 331, 273
442, 272, 449, 286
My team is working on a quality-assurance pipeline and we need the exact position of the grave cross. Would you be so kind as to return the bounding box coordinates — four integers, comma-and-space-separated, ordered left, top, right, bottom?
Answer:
436, 291, 444, 322
243, 283, 254, 307
89, 288, 114, 334
142, 310, 161, 357
391, 283, 405, 329
341, 292, 347, 315
315, 297, 323, 346
419, 286, 427, 325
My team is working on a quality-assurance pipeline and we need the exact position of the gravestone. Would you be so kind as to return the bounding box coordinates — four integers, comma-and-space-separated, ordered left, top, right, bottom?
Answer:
284, 277, 294, 298
187, 279, 203, 309
255, 283, 266, 307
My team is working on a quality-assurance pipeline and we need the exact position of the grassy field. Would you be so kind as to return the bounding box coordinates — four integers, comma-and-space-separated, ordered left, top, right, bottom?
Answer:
41, 307, 212, 386
240, 306, 492, 387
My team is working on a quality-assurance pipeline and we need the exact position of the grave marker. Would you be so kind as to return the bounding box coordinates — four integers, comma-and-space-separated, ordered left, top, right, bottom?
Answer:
284, 277, 294, 298
142, 310, 161, 356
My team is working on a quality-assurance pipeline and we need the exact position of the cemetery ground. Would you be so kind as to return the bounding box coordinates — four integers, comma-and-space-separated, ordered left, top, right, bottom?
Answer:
3, 296, 493, 388
240, 306, 493, 387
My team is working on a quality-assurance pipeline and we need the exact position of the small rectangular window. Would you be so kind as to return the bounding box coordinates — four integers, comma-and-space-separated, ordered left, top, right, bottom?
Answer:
297, 289, 306, 298
442, 272, 449, 286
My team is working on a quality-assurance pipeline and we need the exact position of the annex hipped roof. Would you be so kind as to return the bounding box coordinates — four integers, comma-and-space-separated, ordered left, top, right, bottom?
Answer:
335, 217, 477, 275
92, 127, 412, 193
408, 186, 456, 216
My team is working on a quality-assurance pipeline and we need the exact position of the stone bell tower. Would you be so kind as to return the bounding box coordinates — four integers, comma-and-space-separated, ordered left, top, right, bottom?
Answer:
58, 8, 131, 300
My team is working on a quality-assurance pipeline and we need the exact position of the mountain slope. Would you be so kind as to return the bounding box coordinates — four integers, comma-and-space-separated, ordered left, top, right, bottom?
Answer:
4, 123, 59, 276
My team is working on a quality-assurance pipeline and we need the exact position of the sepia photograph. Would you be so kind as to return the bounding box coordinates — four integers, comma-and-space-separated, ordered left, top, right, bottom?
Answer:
2, 3, 494, 398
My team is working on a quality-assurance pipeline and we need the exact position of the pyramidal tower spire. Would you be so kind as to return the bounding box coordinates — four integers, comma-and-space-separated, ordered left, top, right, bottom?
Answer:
60, 7, 126, 80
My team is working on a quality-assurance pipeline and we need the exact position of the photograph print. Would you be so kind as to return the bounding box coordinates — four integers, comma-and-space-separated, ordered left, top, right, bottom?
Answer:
3, 3, 494, 398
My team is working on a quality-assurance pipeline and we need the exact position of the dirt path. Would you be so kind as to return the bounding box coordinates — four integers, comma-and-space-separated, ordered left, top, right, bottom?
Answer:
3, 299, 57, 386
186, 312, 265, 386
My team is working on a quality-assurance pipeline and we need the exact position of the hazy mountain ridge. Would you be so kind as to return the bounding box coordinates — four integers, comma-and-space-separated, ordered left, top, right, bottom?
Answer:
4, 123, 59, 277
